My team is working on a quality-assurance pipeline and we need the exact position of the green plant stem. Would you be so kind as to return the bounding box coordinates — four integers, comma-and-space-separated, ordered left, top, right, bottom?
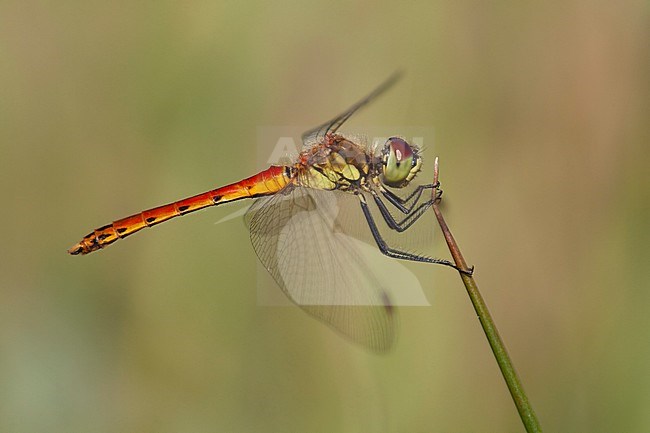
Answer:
432, 157, 542, 433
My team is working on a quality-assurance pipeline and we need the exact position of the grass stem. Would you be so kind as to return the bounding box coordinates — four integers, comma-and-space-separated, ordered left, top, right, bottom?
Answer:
432, 157, 542, 433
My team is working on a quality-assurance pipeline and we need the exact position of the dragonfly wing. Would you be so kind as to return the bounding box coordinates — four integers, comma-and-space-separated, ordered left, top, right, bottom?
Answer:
245, 186, 397, 352
301, 72, 402, 148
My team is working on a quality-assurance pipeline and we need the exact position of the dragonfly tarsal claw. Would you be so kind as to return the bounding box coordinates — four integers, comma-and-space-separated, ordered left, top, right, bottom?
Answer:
459, 265, 475, 276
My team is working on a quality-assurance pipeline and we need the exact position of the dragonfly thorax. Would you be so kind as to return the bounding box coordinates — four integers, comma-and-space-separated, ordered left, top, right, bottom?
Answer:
295, 135, 372, 192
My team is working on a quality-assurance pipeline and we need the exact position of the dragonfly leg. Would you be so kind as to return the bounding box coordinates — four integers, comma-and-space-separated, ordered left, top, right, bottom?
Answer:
370, 190, 433, 232
379, 183, 436, 214
357, 193, 473, 275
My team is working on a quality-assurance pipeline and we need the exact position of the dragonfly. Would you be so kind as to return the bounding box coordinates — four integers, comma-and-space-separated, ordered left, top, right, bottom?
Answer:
68, 74, 470, 351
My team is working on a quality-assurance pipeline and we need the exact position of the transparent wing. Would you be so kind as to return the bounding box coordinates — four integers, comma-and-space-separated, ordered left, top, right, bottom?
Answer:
301, 72, 402, 148
244, 186, 398, 352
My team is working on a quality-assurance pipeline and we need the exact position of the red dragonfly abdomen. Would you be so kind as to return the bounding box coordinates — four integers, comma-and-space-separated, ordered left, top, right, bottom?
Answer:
68, 166, 292, 255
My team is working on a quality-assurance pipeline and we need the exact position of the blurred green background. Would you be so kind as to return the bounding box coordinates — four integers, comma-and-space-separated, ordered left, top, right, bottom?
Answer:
1, 1, 649, 432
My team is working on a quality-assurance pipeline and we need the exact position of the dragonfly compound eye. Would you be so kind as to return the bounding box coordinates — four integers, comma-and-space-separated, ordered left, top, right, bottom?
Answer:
381, 137, 420, 188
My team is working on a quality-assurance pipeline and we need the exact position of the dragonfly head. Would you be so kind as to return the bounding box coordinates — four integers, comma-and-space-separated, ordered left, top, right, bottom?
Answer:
380, 137, 422, 188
